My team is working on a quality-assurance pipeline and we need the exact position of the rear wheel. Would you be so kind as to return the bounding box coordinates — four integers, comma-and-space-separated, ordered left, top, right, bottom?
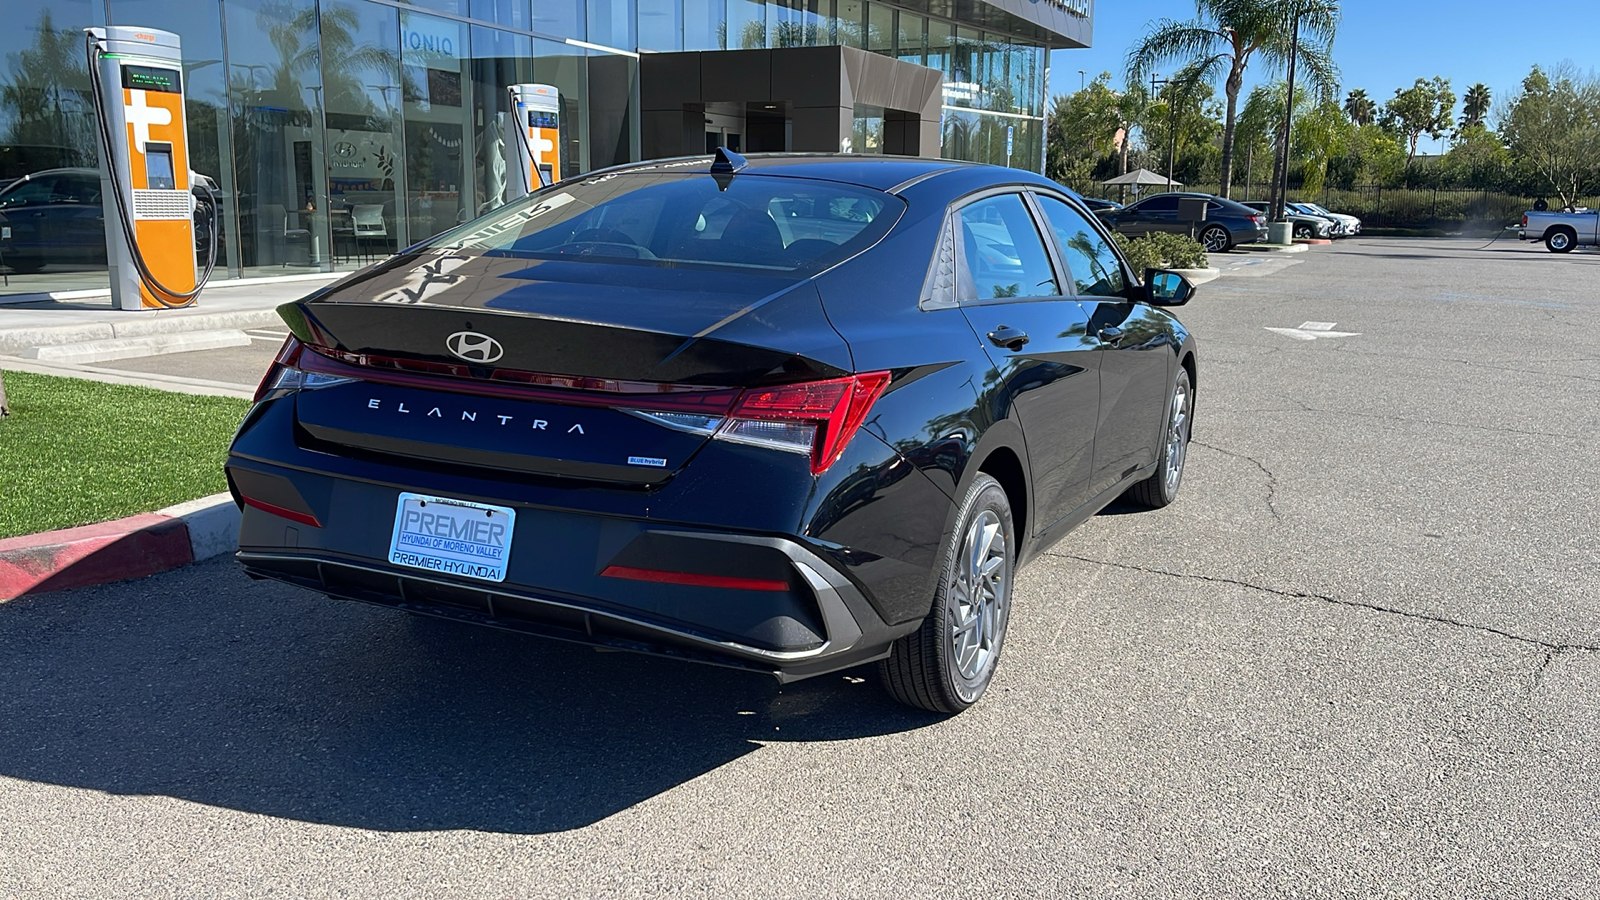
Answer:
1293, 223, 1314, 239
1200, 225, 1232, 253
2, 254, 43, 274
1126, 366, 1194, 509
1546, 229, 1575, 253
880, 473, 1014, 714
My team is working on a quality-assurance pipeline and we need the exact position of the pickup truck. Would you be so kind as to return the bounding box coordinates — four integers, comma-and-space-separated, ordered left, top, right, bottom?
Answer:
1520, 207, 1599, 253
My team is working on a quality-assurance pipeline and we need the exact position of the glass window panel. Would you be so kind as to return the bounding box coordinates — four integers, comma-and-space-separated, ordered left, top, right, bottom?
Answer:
587, 50, 637, 170
398, 0, 467, 19
850, 103, 883, 154
865, 2, 893, 55
896, 13, 925, 66
728, 0, 766, 50
531, 36, 587, 175
532, 0, 585, 41
1034, 194, 1126, 296
588, 0, 635, 50
834, 0, 863, 48
401, 12, 473, 242
0, 0, 104, 292
224, 0, 330, 274
470, 26, 531, 213
468, 0, 530, 30
927, 19, 952, 88
956, 194, 1057, 301
682, 0, 725, 50
318, 0, 404, 265
639, 0, 684, 52
767, 0, 824, 48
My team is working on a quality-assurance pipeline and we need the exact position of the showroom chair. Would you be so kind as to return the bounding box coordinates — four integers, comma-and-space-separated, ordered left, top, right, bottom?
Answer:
265, 203, 311, 267
352, 204, 387, 261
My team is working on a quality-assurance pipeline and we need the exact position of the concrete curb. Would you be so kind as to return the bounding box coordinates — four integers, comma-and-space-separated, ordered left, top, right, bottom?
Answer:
0, 271, 340, 306
0, 310, 284, 356
1172, 267, 1221, 285
20, 329, 253, 365
1235, 243, 1310, 254
0, 492, 239, 601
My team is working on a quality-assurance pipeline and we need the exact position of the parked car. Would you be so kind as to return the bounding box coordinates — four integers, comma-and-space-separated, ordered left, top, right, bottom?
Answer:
1293, 201, 1361, 236
1079, 197, 1122, 213
1094, 191, 1267, 252
1240, 201, 1335, 239
228, 152, 1201, 714
1519, 206, 1598, 253
0, 167, 218, 274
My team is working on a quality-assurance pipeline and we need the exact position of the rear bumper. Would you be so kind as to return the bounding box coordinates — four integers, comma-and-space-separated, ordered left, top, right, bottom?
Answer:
227, 454, 915, 682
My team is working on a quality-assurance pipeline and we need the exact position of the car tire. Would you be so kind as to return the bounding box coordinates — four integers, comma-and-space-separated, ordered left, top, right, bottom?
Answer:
1293, 224, 1313, 239
1199, 225, 1232, 253
1546, 229, 1575, 253
880, 473, 1014, 714
1126, 365, 1194, 509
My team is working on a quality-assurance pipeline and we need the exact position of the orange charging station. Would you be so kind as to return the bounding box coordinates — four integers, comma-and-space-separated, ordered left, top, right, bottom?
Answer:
86, 27, 214, 309
505, 84, 564, 200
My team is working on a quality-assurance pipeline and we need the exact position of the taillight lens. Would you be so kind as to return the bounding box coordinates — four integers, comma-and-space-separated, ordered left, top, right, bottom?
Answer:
715, 372, 892, 474
252, 337, 357, 402
1252, 215, 1266, 225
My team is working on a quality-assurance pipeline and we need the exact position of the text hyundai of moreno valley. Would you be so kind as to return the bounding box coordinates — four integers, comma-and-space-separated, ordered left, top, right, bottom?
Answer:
228, 152, 1200, 712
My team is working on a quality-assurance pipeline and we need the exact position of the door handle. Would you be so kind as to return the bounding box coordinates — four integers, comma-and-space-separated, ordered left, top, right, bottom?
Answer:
1098, 326, 1124, 343
987, 326, 1029, 351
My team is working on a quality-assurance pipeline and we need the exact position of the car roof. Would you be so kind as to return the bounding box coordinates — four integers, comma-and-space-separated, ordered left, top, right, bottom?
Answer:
586, 153, 985, 193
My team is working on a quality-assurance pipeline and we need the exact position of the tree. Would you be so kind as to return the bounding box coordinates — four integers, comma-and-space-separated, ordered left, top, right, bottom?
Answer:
1140, 64, 1221, 185
1384, 76, 1456, 162
1292, 98, 1354, 195
1500, 63, 1600, 208
1343, 88, 1376, 126
1443, 123, 1511, 189
1126, 0, 1339, 199
1460, 82, 1491, 130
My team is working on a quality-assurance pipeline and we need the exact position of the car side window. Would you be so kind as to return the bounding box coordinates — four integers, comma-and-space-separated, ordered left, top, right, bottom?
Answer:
955, 193, 1059, 302
1133, 195, 1179, 213
1034, 195, 1128, 298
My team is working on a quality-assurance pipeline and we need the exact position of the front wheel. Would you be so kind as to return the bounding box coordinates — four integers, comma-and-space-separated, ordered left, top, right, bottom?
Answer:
1293, 223, 1314, 239
1199, 225, 1232, 253
1126, 366, 1194, 509
880, 473, 1014, 714
1546, 229, 1575, 253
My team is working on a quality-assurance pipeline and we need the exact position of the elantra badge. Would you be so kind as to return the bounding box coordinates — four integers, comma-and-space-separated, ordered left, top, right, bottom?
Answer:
447, 331, 503, 363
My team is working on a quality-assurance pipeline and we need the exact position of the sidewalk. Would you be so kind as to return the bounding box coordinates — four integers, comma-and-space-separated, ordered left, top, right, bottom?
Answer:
0, 272, 341, 357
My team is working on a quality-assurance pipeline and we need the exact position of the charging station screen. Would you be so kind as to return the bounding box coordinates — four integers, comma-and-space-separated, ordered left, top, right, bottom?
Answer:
527, 111, 559, 129
122, 65, 181, 94
145, 145, 176, 190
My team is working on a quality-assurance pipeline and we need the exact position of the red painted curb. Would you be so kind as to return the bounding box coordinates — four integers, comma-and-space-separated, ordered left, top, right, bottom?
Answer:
0, 513, 195, 600
1294, 238, 1334, 245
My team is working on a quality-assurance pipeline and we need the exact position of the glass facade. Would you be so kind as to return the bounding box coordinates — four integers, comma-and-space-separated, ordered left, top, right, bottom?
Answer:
0, 0, 1055, 295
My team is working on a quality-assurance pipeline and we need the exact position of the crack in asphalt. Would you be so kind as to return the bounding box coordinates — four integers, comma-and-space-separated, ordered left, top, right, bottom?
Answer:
1191, 441, 1282, 521
1048, 553, 1600, 657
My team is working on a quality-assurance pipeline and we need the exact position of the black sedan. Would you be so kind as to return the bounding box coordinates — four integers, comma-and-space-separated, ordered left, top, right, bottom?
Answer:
228, 152, 1200, 713
1096, 191, 1267, 252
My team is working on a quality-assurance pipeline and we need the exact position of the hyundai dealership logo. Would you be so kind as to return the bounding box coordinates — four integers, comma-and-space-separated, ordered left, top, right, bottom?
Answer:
447, 331, 503, 363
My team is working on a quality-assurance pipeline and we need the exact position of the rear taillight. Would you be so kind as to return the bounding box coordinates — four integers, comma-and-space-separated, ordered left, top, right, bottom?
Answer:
715, 372, 892, 474
252, 336, 358, 403
1522, 214, 1528, 227
1252, 215, 1266, 225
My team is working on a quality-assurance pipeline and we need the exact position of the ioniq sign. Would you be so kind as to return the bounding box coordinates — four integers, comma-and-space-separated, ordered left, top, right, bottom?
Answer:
446, 331, 504, 363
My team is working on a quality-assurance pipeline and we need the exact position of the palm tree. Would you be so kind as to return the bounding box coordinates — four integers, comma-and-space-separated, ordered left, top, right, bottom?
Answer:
1343, 87, 1375, 126
1460, 82, 1491, 129
1127, 0, 1340, 199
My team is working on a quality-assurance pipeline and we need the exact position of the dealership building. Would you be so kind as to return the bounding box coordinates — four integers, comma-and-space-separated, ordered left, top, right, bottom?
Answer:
0, 0, 1089, 290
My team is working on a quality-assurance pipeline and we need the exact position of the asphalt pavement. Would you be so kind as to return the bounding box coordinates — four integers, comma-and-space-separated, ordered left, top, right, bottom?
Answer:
2, 237, 1597, 897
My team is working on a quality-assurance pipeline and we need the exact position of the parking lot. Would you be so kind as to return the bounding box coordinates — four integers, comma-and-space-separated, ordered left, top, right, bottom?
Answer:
2, 236, 1597, 897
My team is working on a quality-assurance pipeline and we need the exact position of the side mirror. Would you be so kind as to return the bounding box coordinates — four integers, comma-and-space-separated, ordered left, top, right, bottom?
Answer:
1144, 268, 1195, 306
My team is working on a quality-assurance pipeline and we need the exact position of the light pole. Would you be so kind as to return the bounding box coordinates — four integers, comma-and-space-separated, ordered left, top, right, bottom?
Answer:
1272, 2, 1303, 223
1078, 70, 1086, 91
1151, 73, 1176, 190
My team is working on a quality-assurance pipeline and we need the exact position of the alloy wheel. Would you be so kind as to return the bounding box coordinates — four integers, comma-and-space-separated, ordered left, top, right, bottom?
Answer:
946, 508, 1009, 687
1164, 374, 1192, 495
1201, 227, 1229, 252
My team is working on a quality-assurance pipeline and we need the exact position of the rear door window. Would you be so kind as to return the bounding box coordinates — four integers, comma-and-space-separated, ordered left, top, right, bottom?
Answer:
954, 193, 1060, 302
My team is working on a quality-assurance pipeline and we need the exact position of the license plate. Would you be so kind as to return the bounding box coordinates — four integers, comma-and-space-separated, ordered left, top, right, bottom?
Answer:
387, 492, 515, 583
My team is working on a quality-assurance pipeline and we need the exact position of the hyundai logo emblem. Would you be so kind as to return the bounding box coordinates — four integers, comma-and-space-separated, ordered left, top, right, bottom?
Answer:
446, 331, 504, 363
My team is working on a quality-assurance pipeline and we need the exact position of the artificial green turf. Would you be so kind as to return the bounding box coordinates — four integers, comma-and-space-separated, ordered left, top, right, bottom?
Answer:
0, 372, 250, 539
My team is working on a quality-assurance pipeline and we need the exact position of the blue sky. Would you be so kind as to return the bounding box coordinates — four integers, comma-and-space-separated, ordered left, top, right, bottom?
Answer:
1048, 0, 1600, 154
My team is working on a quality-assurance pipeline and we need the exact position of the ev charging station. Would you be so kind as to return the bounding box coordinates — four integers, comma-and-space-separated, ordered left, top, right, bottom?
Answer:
504, 84, 564, 200
85, 26, 218, 309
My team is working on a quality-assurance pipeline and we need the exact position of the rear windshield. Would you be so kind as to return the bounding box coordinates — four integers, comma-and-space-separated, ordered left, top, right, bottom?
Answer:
432, 170, 903, 273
